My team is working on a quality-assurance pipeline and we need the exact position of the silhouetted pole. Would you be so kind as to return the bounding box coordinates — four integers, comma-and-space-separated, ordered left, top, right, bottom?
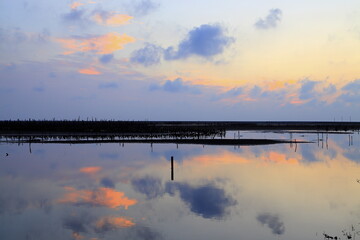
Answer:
171, 156, 174, 181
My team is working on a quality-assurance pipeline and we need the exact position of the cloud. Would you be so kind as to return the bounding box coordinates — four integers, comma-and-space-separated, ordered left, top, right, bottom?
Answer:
131, 176, 236, 219
263, 152, 298, 164
336, 79, 360, 103
213, 80, 340, 106
215, 85, 271, 102
78, 67, 101, 75
63, 8, 133, 27
63, 213, 134, 237
62, 9, 87, 22
70, 2, 85, 10
225, 87, 244, 97
130, 43, 164, 66
344, 149, 360, 163
255, 9, 282, 30
79, 166, 102, 174
165, 182, 237, 219
299, 79, 319, 100
125, 0, 160, 17
164, 24, 234, 60
92, 11, 133, 26
249, 85, 263, 98
99, 54, 114, 64
131, 176, 165, 199
126, 226, 163, 240
342, 79, 360, 92
257, 213, 285, 235
300, 146, 321, 162
58, 186, 137, 209
339, 93, 360, 103
323, 84, 337, 95
72, 232, 85, 240
149, 147, 205, 163
100, 177, 115, 188
95, 216, 135, 233
212, 86, 244, 101
56, 32, 136, 55
63, 213, 92, 233
149, 78, 201, 94
98, 82, 118, 89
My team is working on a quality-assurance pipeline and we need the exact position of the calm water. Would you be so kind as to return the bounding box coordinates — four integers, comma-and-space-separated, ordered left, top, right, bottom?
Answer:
0, 131, 359, 240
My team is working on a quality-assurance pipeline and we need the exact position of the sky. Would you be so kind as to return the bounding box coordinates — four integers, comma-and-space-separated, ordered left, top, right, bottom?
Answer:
0, 0, 359, 121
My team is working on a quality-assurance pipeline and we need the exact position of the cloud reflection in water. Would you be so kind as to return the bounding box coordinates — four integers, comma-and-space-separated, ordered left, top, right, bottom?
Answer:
0, 132, 359, 239
257, 213, 285, 235
131, 176, 237, 219
166, 182, 237, 219
58, 186, 137, 209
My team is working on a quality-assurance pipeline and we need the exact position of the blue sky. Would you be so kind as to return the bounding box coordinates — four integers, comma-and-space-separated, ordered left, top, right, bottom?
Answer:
0, 0, 359, 120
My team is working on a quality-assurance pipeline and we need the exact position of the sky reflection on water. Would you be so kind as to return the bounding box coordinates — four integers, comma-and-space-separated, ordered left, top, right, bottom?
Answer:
0, 132, 359, 240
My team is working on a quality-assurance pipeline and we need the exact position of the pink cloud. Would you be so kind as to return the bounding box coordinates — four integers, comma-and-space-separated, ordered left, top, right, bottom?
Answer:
78, 67, 101, 75
93, 13, 133, 26
59, 186, 137, 209
56, 32, 135, 55
95, 216, 135, 230
79, 166, 102, 173
70, 2, 84, 9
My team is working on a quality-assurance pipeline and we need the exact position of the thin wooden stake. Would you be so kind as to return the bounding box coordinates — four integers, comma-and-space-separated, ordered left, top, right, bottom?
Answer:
171, 156, 174, 181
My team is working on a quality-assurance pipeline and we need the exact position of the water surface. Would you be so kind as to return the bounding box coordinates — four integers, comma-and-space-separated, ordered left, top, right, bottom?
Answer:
0, 131, 359, 240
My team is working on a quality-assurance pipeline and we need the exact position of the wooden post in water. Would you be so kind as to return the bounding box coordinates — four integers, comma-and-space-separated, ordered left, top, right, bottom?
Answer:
171, 156, 174, 181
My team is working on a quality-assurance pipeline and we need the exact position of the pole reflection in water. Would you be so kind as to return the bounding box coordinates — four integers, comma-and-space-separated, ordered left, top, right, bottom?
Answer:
0, 131, 359, 240
171, 156, 174, 181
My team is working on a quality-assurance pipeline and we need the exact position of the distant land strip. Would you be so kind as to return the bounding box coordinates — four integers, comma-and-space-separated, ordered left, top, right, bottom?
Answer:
0, 138, 310, 146
0, 120, 360, 134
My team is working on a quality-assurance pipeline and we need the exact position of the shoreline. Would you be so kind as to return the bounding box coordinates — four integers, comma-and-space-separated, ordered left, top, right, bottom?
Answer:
1, 138, 310, 146
1, 120, 360, 134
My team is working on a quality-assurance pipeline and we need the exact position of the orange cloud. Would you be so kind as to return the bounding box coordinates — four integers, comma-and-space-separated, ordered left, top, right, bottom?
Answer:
56, 32, 135, 55
260, 79, 297, 92
186, 151, 249, 166
56, 39, 78, 55
290, 99, 308, 105
185, 150, 298, 166
93, 13, 133, 26
70, 2, 84, 9
80, 166, 102, 174
72, 232, 84, 240
262, 152, 298, 164
95, 216, 135, 230
78, 67, 101, 75
59, 187, 137, 209
267, 81, 286, 91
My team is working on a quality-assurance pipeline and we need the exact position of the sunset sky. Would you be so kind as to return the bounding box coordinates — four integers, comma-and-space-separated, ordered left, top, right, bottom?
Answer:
1, 0, 359, 120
